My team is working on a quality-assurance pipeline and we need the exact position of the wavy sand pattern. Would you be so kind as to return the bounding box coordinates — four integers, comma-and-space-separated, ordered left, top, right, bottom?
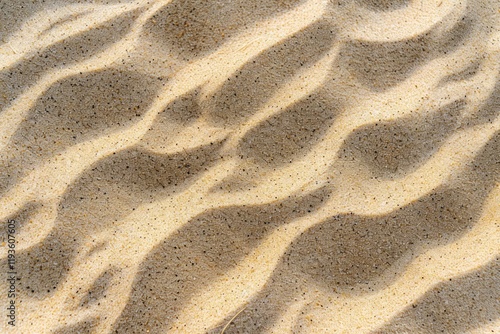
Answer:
0, 0, 499, 333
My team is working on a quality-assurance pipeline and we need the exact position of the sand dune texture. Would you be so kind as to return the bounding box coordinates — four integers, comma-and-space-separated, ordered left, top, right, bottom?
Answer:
0, 0, 499, 333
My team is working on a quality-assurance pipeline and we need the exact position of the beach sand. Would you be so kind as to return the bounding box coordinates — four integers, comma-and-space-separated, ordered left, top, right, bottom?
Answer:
0, 0, 499, 333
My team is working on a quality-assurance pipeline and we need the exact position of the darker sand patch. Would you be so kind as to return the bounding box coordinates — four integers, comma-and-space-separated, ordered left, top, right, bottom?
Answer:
111, 187, 330, 333
143, 0, 305, 62
140, 89, 203, 150
77, 268, 117, 309
338, 14, 473, 91
0, 8, 142, 108
15, 141, 223, 299
237, 88, 338, 167
0, 68, 161, 196
214, 131, 500, 332
338, 99, 466, 178
373, 257, 500, 334
205, 20, 336, 127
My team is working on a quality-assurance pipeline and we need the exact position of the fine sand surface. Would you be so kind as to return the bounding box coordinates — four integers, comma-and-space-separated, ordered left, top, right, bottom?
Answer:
0, 0, 499, 333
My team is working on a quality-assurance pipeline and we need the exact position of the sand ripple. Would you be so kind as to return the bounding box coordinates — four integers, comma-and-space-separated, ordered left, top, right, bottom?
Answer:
0, 0, 499, 333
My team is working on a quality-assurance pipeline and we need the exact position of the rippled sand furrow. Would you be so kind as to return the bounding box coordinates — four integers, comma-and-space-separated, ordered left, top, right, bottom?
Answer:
0, 0, 499, 333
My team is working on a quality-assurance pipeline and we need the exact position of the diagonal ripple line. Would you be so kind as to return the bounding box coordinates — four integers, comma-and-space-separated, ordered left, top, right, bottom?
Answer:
0, 0, 172, 151
0, 0, 328, 222
0, 2, 149, 70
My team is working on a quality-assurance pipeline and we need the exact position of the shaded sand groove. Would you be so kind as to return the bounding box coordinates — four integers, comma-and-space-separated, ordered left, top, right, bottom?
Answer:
0, 0, 499, 333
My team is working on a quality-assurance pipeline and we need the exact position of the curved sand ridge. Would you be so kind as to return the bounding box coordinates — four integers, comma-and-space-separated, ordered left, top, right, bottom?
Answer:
0, 0, 499, 333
